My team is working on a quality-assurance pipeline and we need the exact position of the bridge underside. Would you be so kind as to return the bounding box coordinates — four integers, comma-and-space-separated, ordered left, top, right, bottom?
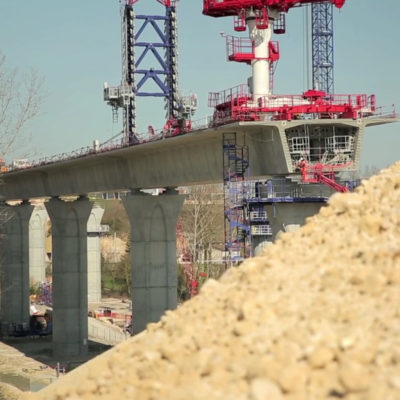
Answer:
1, 118, 392, 201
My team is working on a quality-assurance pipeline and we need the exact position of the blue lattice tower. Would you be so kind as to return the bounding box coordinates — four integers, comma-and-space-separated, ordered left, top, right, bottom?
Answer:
135, 1, 185, 134
104, 0, 185, 144
311, 3, 334, 94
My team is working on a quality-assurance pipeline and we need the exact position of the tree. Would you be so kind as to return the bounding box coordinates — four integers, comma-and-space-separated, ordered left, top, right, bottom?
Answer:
179, 184, 225, 296
0, 52, 45, 158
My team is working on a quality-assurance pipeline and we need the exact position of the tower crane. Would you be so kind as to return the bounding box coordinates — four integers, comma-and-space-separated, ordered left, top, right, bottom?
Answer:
203, 0, 375, 125
203, 0, 377, 192
312, 2, 335, 94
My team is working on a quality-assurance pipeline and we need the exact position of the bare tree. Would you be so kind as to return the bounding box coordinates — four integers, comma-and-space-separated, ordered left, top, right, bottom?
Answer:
0, 52, 45, 158
179, 184, 225, 296
0, 54, 45, 322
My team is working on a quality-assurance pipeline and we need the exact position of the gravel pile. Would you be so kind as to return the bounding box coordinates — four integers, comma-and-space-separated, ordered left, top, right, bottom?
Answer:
29, 162, 400, 400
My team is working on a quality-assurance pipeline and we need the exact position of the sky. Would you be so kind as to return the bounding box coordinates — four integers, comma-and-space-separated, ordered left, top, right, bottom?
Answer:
0, 0, 399, 172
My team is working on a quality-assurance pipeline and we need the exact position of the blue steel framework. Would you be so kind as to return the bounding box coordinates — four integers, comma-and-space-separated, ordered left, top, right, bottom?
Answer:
134, 3, 179, 140
311, 3, 334, 94
104, 1, 180, 144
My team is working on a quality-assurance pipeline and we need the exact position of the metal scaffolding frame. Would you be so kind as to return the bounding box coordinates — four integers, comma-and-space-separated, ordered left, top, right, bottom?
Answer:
312, 3, 334, 94
223, 133, 251, 265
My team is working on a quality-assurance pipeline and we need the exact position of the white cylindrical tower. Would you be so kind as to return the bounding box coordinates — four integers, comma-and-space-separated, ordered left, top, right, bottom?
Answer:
247, 14, 272, 102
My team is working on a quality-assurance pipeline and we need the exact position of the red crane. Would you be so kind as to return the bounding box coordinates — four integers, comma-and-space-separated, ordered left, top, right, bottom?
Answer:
204, 0, 345, 17
203, 0, 369, 194
299, 159, 350, 193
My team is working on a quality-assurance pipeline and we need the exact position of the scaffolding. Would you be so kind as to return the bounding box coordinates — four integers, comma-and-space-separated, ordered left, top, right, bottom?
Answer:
223, 133, 251, 265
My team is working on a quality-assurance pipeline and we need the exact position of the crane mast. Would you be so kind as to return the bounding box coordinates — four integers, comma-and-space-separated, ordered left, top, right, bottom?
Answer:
122, 2, 136, 143
312, 2, 334, 94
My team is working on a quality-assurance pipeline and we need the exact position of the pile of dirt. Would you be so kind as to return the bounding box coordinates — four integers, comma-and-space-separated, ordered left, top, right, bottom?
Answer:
0, 383, 22, 400
28, 162, 400, 400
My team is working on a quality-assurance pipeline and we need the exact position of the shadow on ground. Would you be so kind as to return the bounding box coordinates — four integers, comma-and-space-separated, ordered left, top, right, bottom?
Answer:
2, 336, 111, 372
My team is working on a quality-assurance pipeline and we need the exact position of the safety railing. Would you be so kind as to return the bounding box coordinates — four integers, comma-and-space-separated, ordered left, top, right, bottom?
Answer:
249, 210, 268, 221
257, 93, 373, 109
87, 224, 110, 234
366, 104, 398, 119
251, 225, 273, 236
208, 84, 380, 111
3, 113, 218, 173
226, 36, 254, 62
208, 84, 250, 108
247, 178, 330, 199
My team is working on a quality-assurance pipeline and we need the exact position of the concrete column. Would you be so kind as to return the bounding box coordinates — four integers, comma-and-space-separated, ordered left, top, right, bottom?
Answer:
29, 205, 48, 284
122, 189, 185, 334
45, 196, 92, 357
87, 205, 105, 304
0, 201, 33, 327
265, 202, 325, 241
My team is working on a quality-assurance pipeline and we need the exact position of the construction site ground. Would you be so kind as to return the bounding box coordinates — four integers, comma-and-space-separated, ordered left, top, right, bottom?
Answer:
0, 297, 130, 395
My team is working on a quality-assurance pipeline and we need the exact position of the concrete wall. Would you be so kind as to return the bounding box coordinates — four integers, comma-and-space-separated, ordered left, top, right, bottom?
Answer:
265, 202, 325, 241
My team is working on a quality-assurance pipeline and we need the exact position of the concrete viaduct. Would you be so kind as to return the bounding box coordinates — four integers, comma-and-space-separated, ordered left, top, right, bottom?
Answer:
0, 117, 392, 357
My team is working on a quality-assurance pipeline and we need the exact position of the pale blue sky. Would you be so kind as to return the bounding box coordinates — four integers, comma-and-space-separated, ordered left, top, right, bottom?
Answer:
0, 0, 399, 171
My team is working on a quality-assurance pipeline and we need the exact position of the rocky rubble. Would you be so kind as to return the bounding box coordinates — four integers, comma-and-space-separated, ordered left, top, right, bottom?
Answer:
28, 162, 400, 400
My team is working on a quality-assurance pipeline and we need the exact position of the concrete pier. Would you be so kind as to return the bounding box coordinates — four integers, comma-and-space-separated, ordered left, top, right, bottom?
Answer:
265, 202, 325, 240
87, 205, 105, 304
122, 189, 185, 334
29, 205, 48, 284
45, 196, 92, 357
0, 202, 33, 327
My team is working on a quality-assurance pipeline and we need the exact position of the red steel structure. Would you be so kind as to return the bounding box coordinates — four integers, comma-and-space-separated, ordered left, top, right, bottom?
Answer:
203, 0, 375, 192
203, 0, 345, 17
209, 85, 376, 124
299, 159, 350, 192
203, 0, 374, 127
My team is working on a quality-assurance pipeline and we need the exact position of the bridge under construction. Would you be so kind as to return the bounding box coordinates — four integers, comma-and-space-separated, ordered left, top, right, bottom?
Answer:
0, 0, 398, 358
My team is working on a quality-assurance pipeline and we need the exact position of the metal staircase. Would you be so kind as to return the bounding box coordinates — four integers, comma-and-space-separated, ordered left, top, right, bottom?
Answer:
223, 133, 251, 265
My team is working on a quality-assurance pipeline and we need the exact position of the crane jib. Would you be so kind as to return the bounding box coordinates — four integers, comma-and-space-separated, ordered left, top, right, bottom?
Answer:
203, 0, 345, 16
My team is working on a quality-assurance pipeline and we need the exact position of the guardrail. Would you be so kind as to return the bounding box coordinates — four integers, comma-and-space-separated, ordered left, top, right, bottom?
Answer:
4, 115, 215, 173
3, 102, 397, 174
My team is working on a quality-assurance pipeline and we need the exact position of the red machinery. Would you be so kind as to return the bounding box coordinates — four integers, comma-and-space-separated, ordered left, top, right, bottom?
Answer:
299, 159, 350, 192
204, 0, 345, 31
203, 0, 375, 126
203, 0, 370, 194
209, 86, 376, 124
204, 0, 345, 17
